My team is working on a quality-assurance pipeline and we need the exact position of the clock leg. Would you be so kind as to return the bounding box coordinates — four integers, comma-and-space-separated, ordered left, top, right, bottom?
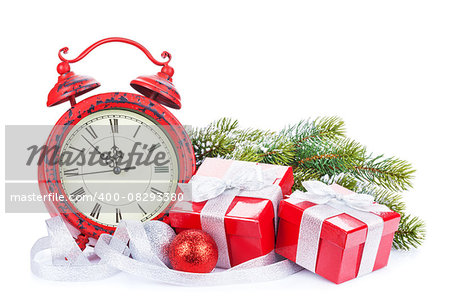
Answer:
75, 233, 89, 251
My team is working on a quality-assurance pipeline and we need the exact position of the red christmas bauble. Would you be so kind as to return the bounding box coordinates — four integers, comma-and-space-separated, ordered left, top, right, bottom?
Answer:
168, 229, 218, 273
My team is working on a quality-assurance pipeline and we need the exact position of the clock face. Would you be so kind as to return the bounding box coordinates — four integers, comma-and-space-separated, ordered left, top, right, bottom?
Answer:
58, 109, 179, 226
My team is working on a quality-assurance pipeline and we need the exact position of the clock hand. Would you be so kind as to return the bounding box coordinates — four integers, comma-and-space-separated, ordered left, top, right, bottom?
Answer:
110, 118, 118, 151
81, 135, 103, 155
69, 166, 136, 176
112, 127, 117, 150
108, 119, 126, 170
81, 135, 111, 162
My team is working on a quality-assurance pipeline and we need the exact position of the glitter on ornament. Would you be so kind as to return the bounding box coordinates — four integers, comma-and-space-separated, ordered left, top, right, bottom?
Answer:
168, 229, 218, 273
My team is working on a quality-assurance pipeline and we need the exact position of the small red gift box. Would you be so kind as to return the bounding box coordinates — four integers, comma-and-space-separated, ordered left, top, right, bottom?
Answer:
169, 158, 294, 268
275, 182, 400, 284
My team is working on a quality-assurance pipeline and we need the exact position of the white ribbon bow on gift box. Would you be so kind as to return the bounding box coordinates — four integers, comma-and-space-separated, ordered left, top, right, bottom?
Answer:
179, 162, 267, 202
294, 180, 390, 213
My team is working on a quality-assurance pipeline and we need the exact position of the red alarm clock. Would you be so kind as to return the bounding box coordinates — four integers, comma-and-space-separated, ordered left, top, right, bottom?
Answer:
38, 38, 196, 249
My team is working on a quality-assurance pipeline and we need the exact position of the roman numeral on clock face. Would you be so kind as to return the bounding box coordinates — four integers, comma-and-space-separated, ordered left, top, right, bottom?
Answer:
110, 118, 119, 134
148, 143, 161, 153
137, 203, 147, 215
154, 166, 169, 173
64, 168, 79, 177
69, 146, 84, 153
133, 125, 141, 138
70, 187, 85, 203
116, 208, 122, 223
85, 125, 98, 139
90, 203, 102, 219
150, 187, 164, 196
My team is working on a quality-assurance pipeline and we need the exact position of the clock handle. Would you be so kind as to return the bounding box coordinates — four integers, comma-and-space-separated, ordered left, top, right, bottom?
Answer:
49, 38, 181, 109
57, 37, 174, 77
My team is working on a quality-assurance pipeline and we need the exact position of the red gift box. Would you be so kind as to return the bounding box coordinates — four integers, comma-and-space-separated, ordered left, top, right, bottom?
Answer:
169, 158, 294, 268
275, 183, 401, 284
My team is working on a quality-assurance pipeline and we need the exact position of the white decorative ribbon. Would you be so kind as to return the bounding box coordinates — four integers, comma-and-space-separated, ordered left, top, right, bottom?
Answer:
288, 181, 391, 277
180, 160, 283, 268
31, 216, 303, 285
182, 161, 266, 203
30, 217, 121, 281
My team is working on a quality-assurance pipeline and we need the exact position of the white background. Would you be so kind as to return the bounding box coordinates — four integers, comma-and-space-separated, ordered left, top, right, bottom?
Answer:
1, 1, 448, 299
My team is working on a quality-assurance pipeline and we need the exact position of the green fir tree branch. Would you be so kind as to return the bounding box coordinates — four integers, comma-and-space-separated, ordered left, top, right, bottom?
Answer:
393, 214, 426, 250
353, 155, 415, 192
282, 116, 346, 145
